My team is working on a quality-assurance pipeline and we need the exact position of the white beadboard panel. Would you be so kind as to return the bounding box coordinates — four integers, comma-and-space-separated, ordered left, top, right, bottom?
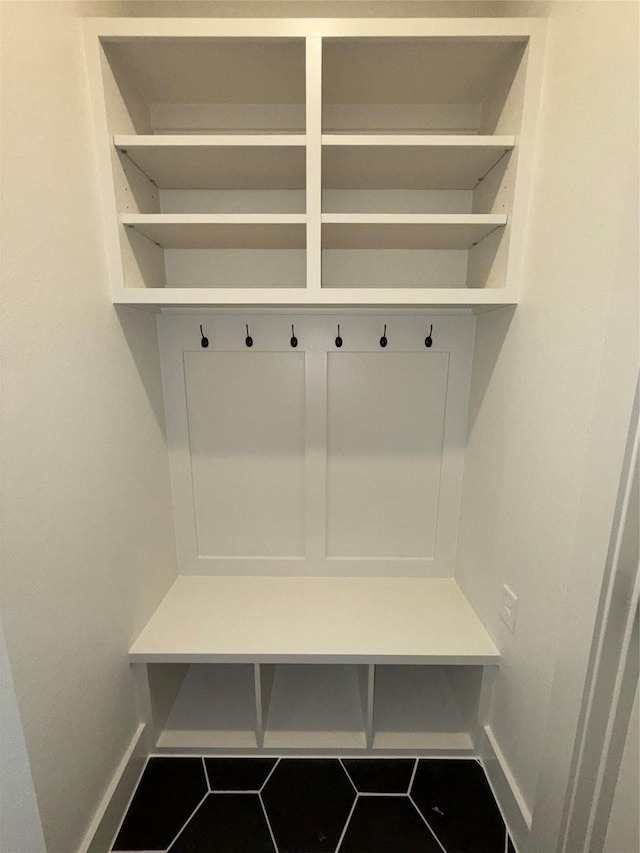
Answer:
158, 314, 473, 575
326, 352, 448, 559
184, 350, 306, 558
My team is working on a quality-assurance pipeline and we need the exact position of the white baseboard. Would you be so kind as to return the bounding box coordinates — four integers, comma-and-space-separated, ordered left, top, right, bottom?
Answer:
481, 725, 533, 850
77, 723, 148, 853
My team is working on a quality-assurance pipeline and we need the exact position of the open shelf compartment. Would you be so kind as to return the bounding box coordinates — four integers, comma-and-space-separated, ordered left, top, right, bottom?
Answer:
372, 665, 484, 752
322, 136, 514, 190
140, 662, 259, 750
114, 135, 307, 190
260, 664, 368, 750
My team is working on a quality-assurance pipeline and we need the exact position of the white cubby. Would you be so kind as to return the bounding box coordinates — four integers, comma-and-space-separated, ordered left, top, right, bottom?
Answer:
143, 663, 259, 750
85, 18, 544, 306
372, 665, 482, 752
261, 665, 368, 750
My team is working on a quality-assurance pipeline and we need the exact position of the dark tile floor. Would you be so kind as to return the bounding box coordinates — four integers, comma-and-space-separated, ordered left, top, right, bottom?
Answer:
113, 757, 516, 853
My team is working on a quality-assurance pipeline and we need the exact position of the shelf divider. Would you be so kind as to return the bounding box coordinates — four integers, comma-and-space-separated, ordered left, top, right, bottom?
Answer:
306, 36, 323, 294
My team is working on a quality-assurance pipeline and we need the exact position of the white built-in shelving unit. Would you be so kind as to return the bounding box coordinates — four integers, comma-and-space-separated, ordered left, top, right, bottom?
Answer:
85, 18, 545, 309
83, 21, 546, 756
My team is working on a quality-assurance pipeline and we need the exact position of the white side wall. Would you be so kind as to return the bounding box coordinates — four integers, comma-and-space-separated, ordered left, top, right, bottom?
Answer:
0, 624, 47, 853
0, 3, 178, 851
456, 1, 638, 847
603, 682, 640, 853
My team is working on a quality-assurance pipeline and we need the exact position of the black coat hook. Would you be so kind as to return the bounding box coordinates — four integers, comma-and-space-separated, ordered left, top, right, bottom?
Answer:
335, 324, 343, 348
380, 324, 388, 348
424, 324, 433, 348
290, 324, 298, 348
200, 325, 209, 349
245, 324, 253, 348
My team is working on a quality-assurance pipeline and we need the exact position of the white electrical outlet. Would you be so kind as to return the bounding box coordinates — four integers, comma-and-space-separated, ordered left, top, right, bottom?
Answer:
501, 585, 518, 633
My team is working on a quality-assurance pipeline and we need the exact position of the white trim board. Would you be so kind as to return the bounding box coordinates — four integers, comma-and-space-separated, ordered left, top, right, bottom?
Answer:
158, 313, 474, 576
481, 725, 532, 849
77, 724, 148, 853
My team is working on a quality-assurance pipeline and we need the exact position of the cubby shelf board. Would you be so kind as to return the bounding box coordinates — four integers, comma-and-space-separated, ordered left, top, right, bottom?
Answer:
322, 135, 515, 189
322, 215, 507, 250
122, 214, 307, 249
114, 134, 307, 189
129, 576, 500, 665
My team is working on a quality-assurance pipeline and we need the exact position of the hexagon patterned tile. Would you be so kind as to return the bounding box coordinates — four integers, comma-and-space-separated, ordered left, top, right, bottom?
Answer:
112, 757, 515, 852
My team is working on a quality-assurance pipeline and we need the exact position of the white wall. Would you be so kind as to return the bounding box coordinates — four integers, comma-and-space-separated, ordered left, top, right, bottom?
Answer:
456, 1, 638, 848
0, 3, 178, 851
603, 681, 639, 853
0, 624, 47, 853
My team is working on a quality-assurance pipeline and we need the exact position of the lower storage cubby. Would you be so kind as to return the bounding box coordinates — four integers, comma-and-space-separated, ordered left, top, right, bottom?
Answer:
144, 663, 259, 750
137, 661, 491, 754
261, 664, 368, 750
372, 665, 482, 752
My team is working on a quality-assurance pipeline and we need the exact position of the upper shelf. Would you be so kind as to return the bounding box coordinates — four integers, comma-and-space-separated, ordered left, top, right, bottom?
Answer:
114, 134, 307, 189
322, 214, 506, 250
322, 135, 515, 189
123, 214, 306, 248
129, 576, 500, 665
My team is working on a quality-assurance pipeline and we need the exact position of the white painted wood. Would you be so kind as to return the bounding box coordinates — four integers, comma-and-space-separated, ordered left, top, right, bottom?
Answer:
164, 249, 306, 288
121, 223, 167, 289
122, 214, 306, 249
102, 37, 306, 113
86, 19, 543, 305
118, 287, 516, 308
325, 352, 447, 559
79, 724, 148, 853
444, 664, 484, 735
146, 663, 189, 741
322, 38, 526, 116
322, 215, 506, 250
157, 664, 258, 749
322, 104, 482, 134
86, 18, 541, 39
183, 350, 305, 558
306, 37, 322, 295
303, 349, 328, 561
323, 189, 471, 215
114, 136, 306, 189
482, 725, 533, 832
129, 576, 500, 664
263, 665, 366, 749
322, 250, 468, 289
158, 314, 473, 576
323, 137, 514, 190
150, 103, 306, 134
161, 190, 305, 214
372, 665, 474, 750
256, 664, 276, 749
359, 664, 375, 749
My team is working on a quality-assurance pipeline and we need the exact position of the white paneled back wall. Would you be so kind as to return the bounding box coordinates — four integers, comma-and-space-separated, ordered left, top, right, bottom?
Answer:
158, 314, 474, 576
